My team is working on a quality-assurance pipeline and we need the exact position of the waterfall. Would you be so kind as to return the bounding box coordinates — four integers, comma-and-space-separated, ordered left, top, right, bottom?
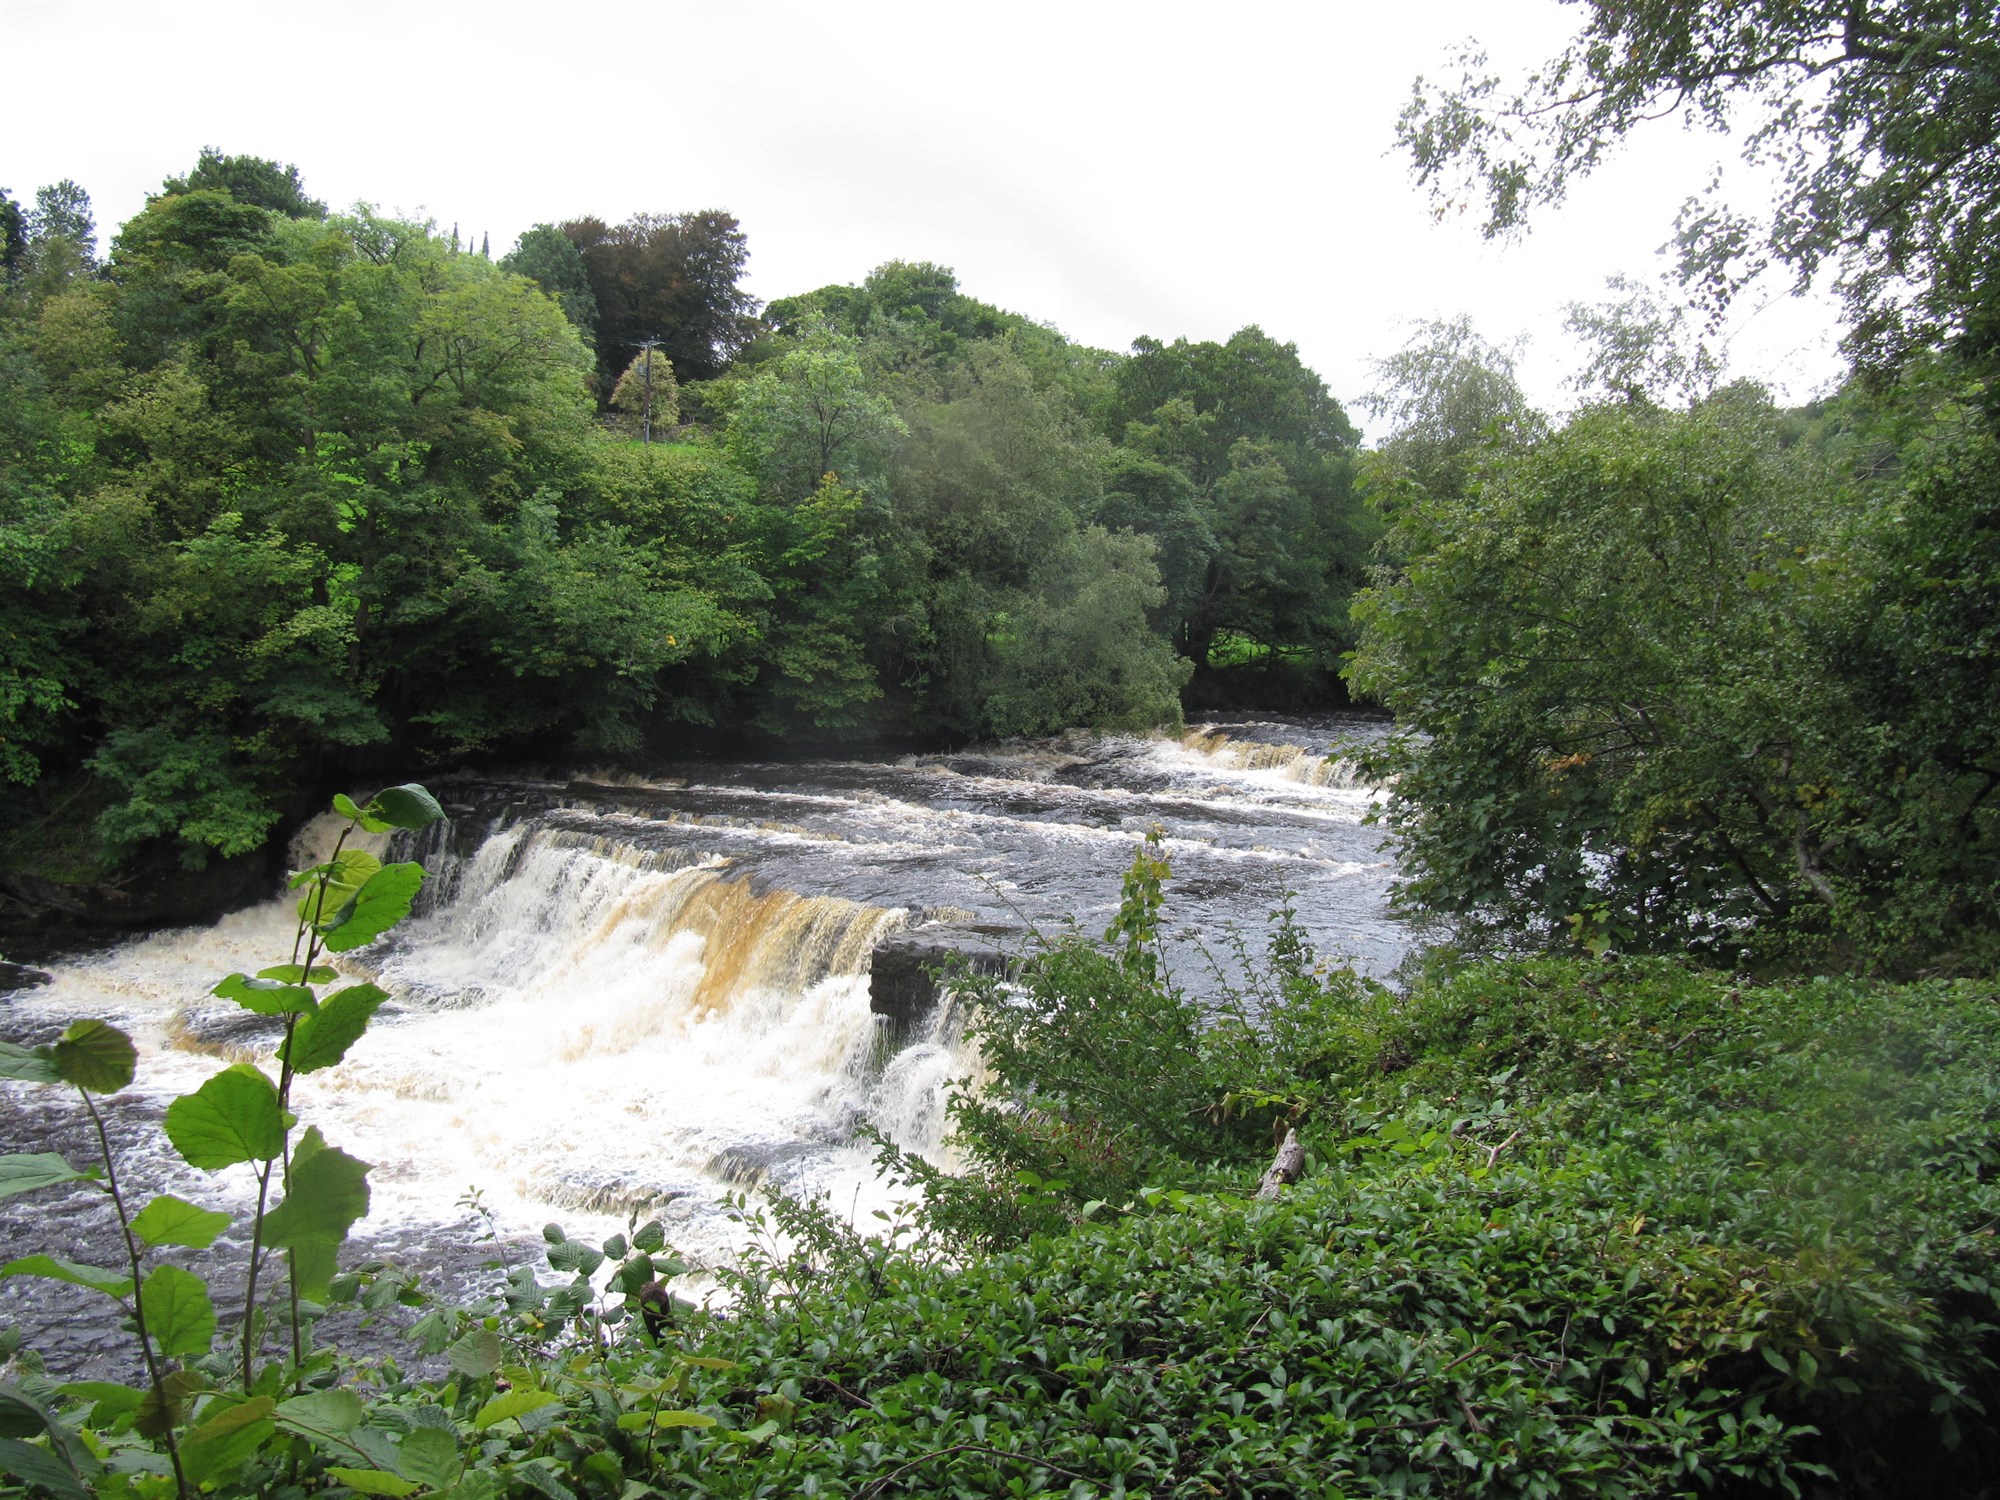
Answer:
1175, 725, 1386, 790
6, 716, 1403, 1335
13, 811, 956, 1275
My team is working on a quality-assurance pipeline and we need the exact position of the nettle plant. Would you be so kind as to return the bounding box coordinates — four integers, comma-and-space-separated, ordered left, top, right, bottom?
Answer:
0, 785, 446, 1498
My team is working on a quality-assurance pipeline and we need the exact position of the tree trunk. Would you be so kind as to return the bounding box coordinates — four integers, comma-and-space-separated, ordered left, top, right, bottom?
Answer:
1257, 1127, 1305, 1200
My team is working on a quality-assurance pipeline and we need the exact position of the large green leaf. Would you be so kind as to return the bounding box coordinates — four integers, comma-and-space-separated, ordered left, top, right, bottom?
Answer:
134, 1370, 208, 1440
472, 1389, 561, 1431
0, 1437, 94, 1500
544, 1238, 603, 1276
213, 973, 316, 1016
50, 1020, 135, 1093
319, 863, 425, 953
186, 1396, 276, 1446
614, 1409, 715, 1431
0, 1153, 96, 1201
334, 792, 394, 834
180, 1397, 276, 1488
329, 1468, 419, 1497
439, 1467, 500, 1500
289, 1238, 340, 1305
141, 1264, 215, 1358
164, 1065, 284, 1169
130, 1194, 231, 1249
274, 1389, 369, 1460
367, 785, 445, 831
397, 1427, 463, 1490
55, 1384, 143, 1426
445, 1326, 502, 1378
0, 1043, 58, 1085
298, 848, 382, 925
282, 984, 387, 1074
0, 1384, 65, 1441
257, 964, 336, 984
261, 1127, 370, 1252
316, 864, 426, 956
613, 1254, 655, 1297
0, 1255, 132, 1299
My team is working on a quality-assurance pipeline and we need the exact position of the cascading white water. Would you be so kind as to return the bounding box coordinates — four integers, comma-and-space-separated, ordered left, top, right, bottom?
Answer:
1173, 725, 1385, 789
11, 818, 948, 1277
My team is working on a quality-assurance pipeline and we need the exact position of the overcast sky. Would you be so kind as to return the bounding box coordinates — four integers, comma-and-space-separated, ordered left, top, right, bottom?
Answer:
3, 0, 1845, 430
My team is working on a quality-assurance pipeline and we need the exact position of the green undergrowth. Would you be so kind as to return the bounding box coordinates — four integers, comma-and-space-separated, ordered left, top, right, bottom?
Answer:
661, 952, 2000, 1498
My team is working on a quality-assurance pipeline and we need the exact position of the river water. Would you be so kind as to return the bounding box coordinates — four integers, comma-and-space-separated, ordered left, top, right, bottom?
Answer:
0, 715, 1402, 1371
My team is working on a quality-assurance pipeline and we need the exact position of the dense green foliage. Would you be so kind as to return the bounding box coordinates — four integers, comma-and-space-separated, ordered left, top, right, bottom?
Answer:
694, 869, 1999, 1497
0, 159, 1374, 889
1355, 2, 2000, 970
1348, 379, 2000, 966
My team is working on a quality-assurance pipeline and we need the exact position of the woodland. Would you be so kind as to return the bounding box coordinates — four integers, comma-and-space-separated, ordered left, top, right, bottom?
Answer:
0, 153, 1375, 911
2, 1, 1999, 1495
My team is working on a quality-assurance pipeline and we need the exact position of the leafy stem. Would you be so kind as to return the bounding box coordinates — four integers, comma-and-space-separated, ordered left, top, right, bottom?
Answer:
81, 1088, 191, 1500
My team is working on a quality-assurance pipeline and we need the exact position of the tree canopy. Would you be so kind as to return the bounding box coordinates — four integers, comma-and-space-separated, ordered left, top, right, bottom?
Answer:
560, 210, 758, 387
159, 147, 325, 218
0, 165, 1379, 888
1398, 0, 2000, 374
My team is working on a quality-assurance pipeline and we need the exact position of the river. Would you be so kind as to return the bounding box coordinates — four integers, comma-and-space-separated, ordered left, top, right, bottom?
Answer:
0, 714, 1403, 1372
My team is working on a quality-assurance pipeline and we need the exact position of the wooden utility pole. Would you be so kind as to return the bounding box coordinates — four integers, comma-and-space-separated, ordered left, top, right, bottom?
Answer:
633, 337, 664, 445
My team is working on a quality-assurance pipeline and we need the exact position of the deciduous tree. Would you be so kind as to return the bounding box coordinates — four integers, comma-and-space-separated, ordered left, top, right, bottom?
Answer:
561, 210, 757, 387
159, 148, 325, 218
1398, 0, 2000, 373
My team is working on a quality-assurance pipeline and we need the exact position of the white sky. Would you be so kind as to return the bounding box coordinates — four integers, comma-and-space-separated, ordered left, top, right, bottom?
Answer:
2, 0, 1846, 431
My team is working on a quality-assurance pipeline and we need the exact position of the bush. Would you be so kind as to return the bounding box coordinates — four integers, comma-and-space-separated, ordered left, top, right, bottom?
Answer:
657, 952, 1997, 1498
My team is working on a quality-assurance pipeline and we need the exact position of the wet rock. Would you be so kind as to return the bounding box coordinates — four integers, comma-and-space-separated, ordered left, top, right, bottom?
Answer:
870, 931, 1014, 1043
0, 844, 282, 962
0, 960, 53, 993
167, 1004, 291, 1057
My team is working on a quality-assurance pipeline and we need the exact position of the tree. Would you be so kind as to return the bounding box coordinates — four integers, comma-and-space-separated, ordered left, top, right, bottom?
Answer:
1349, 391, 1862, 955
561, 210, 758, 387
746, 475, 894, 734
500, 224, 597, 346
767, 260, 1021, 386
17, 180, 97, 301
160, 148, 325, 218
1094, 454, 1213, 634
0, 189, 27, 287
607, 347, 679, 438
29, 180, 95, 263
107, 189, 278, 370
1363, 315, 1540, 504
881, 339, 1115, 730
1108, 327, 1368, 672
1360, 0, 2000, 970
720, 327, 905, 504
1111, 327, 1357, 493
982, 527, 1191, 737
1562, 275, 1723, 406
0, 336, 80, 789
23, 204, 663, 864
1397, 1, 2000, 374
